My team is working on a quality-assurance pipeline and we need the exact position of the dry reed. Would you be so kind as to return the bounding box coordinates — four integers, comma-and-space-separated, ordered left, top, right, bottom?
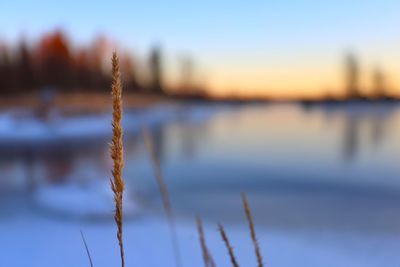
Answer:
106, 53, 263, 267
196, 216, 216, 267
80, 230, 94, 267
241, 193, 263, 267
142, 126, 182, 267
110, 52, 125, 267
218, 223, 239, 267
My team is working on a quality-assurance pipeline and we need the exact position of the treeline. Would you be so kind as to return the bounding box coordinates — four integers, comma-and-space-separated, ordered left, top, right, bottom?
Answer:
0, 30, 163, 95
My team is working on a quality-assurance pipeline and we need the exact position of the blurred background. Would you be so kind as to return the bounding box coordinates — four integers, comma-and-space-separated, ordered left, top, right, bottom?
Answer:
1, 1, 400, 266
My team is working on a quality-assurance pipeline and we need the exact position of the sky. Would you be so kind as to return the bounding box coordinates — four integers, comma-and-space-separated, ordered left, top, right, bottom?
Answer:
1, 0, 400, 98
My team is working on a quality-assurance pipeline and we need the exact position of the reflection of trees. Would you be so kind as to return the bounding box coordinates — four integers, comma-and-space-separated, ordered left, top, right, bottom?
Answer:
152, 126, 166, 163
179, 124, 197, 160
145, 113, 212, 163
342, 116, 359, 162
340, 105, 395, 162
177, 119, 211, 161
370, 114, 385, 148
133, 125, 168, 165
306, 103, 397, 163
0, 140, 107, 191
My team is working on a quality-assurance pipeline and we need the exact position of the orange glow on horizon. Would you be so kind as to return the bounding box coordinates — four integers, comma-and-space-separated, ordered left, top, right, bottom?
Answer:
197, 58, 400, 100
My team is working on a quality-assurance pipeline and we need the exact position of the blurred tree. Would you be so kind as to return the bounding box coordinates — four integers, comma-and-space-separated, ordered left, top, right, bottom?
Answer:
178, 56, 207, 98
121, 53, 139, 92
89, 36, 110, 91
0, 31, 157, 95
372, 66, 385, 99
149, 46, 163, 94
75, 49, 92, 90
180, 56, 194, 93
36, 30, 74, 90
0, 46, 14, 93
345, 53, 360, 99
17, 41, 36, 92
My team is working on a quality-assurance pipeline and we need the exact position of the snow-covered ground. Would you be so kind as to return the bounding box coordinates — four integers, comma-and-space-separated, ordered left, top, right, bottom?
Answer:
1, 209, 399, 267
0, 103, 222, 145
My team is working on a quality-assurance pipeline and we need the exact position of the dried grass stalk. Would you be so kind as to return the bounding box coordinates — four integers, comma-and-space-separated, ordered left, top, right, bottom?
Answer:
80, 230, 94, 267
110, 52, 125, 267
218, 223, 239, 267
142, 126, 182, 267
241, 193, 263, 267
196, 216, 216, 267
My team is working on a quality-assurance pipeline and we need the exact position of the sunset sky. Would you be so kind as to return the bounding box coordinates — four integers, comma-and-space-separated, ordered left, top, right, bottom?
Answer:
1, 0, 400, 99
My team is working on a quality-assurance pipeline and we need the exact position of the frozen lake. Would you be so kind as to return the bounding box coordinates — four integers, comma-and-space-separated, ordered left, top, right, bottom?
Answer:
1, 102, 400, 266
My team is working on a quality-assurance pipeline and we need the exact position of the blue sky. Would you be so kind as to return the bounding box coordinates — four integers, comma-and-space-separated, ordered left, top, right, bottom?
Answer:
1, 0, 400, 97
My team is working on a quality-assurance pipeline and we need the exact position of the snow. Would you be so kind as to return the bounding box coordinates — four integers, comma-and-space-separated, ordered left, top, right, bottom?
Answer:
33, 181, 139, 219
0, 104, 220, 145
0, 211, 399, 267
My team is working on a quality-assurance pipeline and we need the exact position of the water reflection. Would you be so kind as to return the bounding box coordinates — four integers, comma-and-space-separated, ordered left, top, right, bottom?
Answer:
305, 103, 398, 162
1, 103, 400, 230
2, 103, 400, 189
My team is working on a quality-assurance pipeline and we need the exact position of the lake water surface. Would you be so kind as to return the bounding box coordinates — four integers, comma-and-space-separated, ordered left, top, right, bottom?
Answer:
2, 102, 400, 233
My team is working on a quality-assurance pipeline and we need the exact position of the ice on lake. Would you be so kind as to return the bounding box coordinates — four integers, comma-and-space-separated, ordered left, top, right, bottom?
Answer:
1, 102, 400, 266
